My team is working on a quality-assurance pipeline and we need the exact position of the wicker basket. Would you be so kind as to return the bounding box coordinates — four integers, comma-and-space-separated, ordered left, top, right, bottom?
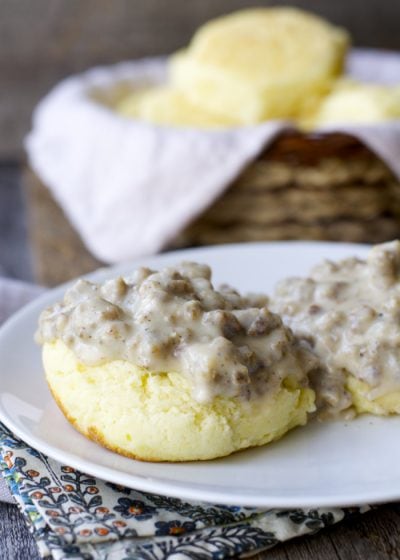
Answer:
175, 131, 400, 247
25, 131, 400, 286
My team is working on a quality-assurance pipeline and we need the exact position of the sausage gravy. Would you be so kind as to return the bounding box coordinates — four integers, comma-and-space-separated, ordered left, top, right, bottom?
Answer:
37, 262, 315, 403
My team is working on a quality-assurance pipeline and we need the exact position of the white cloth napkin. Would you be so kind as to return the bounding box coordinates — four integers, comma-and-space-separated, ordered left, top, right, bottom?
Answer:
0, 278, 44, 503
26, 49, 400, 264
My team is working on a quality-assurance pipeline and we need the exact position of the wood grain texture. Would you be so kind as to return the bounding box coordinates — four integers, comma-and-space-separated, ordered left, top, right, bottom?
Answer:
2, 0, 400, 159
0, 164, 33, 281
0, 502, 40, 560
257, 506, 400, 560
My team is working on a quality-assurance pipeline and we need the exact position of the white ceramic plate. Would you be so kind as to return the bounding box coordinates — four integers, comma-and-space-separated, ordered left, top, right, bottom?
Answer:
1, 241, 400, 509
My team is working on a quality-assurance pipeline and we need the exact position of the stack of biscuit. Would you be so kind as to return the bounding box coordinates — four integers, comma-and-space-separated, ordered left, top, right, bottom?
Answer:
119, 8, 350, 126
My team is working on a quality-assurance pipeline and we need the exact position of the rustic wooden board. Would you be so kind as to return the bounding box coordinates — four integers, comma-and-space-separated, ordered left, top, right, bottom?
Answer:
2, 0, 400, 159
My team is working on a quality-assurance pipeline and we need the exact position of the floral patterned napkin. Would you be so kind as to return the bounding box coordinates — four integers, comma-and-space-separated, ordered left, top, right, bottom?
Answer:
0, 278, 370, 559
0, 423, 369, 560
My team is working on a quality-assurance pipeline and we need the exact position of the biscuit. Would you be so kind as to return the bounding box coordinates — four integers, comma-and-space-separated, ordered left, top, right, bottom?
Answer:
309, 80, 400, 127
271, 241, 400, 417
117, 86, 234, 128
43, 340, 315, 462
347, 376, 400, 416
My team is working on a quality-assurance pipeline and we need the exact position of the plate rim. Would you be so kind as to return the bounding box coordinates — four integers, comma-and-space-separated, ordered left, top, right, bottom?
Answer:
3, 239, 394, 509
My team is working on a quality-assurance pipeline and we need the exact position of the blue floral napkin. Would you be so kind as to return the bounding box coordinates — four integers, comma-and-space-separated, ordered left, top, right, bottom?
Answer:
0, 423, 369, 560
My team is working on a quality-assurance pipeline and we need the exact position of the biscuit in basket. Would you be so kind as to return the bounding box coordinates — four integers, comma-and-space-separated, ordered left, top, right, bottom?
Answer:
170, 8, 349, 124
117, 86, 234, 128
309, 80, 400, 127
37, 262, 316, 462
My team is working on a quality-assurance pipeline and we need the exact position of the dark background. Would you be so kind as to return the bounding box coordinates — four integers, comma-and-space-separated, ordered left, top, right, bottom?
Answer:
1, 0, 400, 159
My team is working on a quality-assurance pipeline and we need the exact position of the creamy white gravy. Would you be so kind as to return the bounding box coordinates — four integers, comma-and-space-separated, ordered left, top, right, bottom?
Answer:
271, 240, 400, 417
37, 262, 315, 403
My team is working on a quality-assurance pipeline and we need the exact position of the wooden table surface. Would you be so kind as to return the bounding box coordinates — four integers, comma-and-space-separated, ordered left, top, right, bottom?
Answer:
2, 164, 400, 558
